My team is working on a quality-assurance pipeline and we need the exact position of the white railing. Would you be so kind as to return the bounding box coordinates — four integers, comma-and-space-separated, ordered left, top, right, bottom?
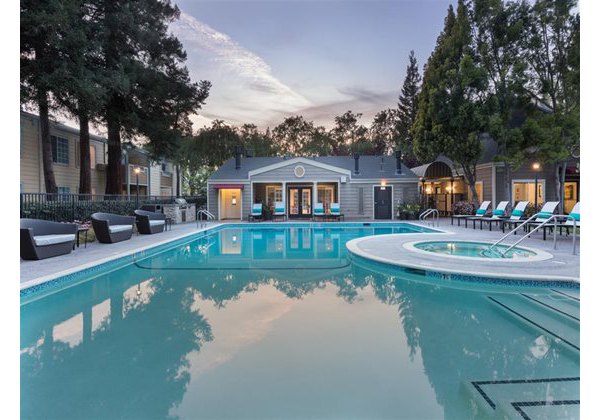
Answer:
419, 208, 439, 227
197, 209, 216, 228
489, 213, 578, 256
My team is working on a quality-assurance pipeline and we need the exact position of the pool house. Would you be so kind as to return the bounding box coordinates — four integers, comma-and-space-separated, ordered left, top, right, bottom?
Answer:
207, 150, 420, 220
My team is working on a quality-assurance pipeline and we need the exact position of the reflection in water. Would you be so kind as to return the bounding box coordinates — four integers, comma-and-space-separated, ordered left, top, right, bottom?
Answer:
21, 227, 579, 419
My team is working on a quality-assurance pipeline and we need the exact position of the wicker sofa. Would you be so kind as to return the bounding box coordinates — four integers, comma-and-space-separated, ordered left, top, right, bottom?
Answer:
20, 219, 78, 260
91, 212, 135, 244
134, 209, 166, 234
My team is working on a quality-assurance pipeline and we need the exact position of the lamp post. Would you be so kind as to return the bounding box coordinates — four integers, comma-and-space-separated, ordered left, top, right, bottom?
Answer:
133, 166, 141, 208
532, 162, 541, 209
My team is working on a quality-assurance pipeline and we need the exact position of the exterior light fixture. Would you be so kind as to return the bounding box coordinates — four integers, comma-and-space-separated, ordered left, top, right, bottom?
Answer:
532, 162, 541, 208
232, 195, 237, 206
133, 166, 142, 175
532, 162, 541, 171
380, 180, 387, 190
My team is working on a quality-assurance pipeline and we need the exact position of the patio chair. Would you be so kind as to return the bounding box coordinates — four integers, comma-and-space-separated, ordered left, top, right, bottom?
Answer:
273, 201, 286, 221
543, 201, 580, 238
91, 212, 135, 244
469, 201, 509, 230
312, 203, 326, 221
502, 201, 560, 240
497, 201, 530, 232
134, 209, 166, 234
248, 203, 263, 222
450, 201, 491, 227
329, 202, 344, 221
20, 219, 78, 260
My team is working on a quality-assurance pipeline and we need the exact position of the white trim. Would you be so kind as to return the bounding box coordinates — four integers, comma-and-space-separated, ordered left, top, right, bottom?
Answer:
247, 157, 351, 178
372, 184, 394, 220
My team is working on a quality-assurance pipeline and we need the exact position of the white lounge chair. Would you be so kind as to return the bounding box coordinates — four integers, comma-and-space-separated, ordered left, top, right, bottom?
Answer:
499, 201, 530, 232
469, 201, 510, 230
329, 202, 344, 221
312, 203, 326, 221
273, 201, 286, 221
248, 203, 263, 222
451, 201, 491, 227
548, 202, 580, 235
517, 201, 560, 240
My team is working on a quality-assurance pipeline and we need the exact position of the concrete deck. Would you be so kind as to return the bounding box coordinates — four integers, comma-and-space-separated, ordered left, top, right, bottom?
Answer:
20, 221, 224, 288
347, 219, 580, 282
20, 218, 580, 290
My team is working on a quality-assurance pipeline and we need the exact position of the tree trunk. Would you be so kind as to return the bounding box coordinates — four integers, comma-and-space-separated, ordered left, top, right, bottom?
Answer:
554, 163, 562, 213
462, 164, 480, 209
559, 161, 567, 213
38, 90, 57, 194
503, 162, 512, 206
176, 165, 181, 196
78, 111, 92, 194
105, 107, 122, 195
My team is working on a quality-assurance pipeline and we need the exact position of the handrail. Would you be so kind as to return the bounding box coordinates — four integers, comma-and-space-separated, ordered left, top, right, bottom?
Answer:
489, 212, 578, 256
489, 213, 540, 251
196, 209, 216, 228
419, 208, 439, 227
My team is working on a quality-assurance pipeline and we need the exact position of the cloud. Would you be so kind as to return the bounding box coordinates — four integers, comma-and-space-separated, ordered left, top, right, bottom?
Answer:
170, 13, 312, 127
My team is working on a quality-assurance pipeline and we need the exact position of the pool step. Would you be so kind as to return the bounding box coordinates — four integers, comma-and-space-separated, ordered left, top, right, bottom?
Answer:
463, 377, 580, 419
487, 295, 580, 352
520, 293, 580, 321
550, 288, 580, 302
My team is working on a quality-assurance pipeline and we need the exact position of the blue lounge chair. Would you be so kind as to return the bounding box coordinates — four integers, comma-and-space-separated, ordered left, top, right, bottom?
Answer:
248, 203, 263, 222
451, 200, 491, 227
273, 201, 286, 221
313, 203, 326, 221
469, 201, 509, 230
329, 202, 344, 221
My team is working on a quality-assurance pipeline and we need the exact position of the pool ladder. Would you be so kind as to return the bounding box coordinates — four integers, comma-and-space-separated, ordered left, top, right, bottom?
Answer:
197, 209, 216, 228
419, 208, 439, 227
488, 213, 578, 256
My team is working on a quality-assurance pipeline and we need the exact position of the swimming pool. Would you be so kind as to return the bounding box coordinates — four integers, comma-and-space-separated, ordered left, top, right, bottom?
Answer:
20, 223, 580, 419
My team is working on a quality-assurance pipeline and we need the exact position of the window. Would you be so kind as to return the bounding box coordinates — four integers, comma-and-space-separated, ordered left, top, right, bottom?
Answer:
51, 136, 69, 164
513, 180, 544, 204
90, 145, 96, 169
266, 185, 283, 208
57, 186, 70, 195
317, 185, 336, 212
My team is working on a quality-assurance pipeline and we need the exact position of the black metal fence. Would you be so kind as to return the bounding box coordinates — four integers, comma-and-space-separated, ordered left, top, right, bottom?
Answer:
20, 193, 207, 222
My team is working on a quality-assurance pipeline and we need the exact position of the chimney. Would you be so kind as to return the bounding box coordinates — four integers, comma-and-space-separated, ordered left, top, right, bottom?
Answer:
395, 150, 402, 174
354, 153, 360, 174
235, 145, 242, 170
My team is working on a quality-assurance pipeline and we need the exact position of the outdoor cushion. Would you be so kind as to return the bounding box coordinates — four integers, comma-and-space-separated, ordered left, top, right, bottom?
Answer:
475, 208, 486, 215
571, 213, 580, 221
330, 204, 340, 215
537, 211, 553, 219
512, 209, 524, 217
33, 234, 76, 247
314, 207, 324, 214
275, 207, 285, 214
109, 224, 133, 233
493, 209, 504, 216
149, 220, 165, 226
274, 202, 285, 214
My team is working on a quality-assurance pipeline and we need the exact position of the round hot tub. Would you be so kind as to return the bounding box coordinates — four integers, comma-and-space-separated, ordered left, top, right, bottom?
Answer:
406, 240, 552, 262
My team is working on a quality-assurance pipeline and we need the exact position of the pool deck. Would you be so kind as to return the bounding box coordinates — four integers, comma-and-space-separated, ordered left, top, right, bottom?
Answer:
347, 220, 580, 283
20, 218, 580, 289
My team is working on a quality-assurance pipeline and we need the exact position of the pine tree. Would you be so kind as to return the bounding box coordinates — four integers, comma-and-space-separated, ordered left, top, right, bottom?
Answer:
413, 0, 487, 207
473, 0, 530, 205
396, 51, 422, 167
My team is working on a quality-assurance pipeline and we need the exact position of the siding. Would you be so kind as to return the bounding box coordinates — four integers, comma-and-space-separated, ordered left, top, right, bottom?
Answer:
20, 115, 41, 192
250, 161, 346, 183
477, 166, 493, 204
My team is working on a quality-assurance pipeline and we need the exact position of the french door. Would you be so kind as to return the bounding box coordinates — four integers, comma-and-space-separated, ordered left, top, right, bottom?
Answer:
288, 187, 312, 218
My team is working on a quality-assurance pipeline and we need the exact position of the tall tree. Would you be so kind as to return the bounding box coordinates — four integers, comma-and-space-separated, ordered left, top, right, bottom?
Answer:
413, 1, 487, 207
369, 109, 398, 155
238, 124, 277, 157
95, 0, 209, 194
330, 111, 368, 156
523, 0, 579, 212
473, 0, 530, 205
272, 116, 316, 156
396, 51, 422, 167
20, 0, 71, 193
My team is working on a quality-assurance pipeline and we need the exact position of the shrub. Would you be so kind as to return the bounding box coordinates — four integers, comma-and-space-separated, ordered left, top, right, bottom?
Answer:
396, 202, 423, 220
452, 201, 474, 215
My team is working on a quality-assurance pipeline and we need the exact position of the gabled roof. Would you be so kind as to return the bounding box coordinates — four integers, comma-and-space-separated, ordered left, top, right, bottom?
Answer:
209, 155, 418, 181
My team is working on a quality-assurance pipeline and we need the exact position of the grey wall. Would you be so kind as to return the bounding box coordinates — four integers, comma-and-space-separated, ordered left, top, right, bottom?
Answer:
250, 162, 347, 183
495, 160, 558, 203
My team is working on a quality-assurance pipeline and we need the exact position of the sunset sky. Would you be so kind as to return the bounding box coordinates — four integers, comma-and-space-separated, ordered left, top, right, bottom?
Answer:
172, 0, 453, 130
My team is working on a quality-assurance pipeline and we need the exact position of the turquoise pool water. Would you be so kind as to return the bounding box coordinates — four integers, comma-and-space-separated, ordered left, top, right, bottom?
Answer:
21, 224, 580, 419
414, 240, 538, 259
